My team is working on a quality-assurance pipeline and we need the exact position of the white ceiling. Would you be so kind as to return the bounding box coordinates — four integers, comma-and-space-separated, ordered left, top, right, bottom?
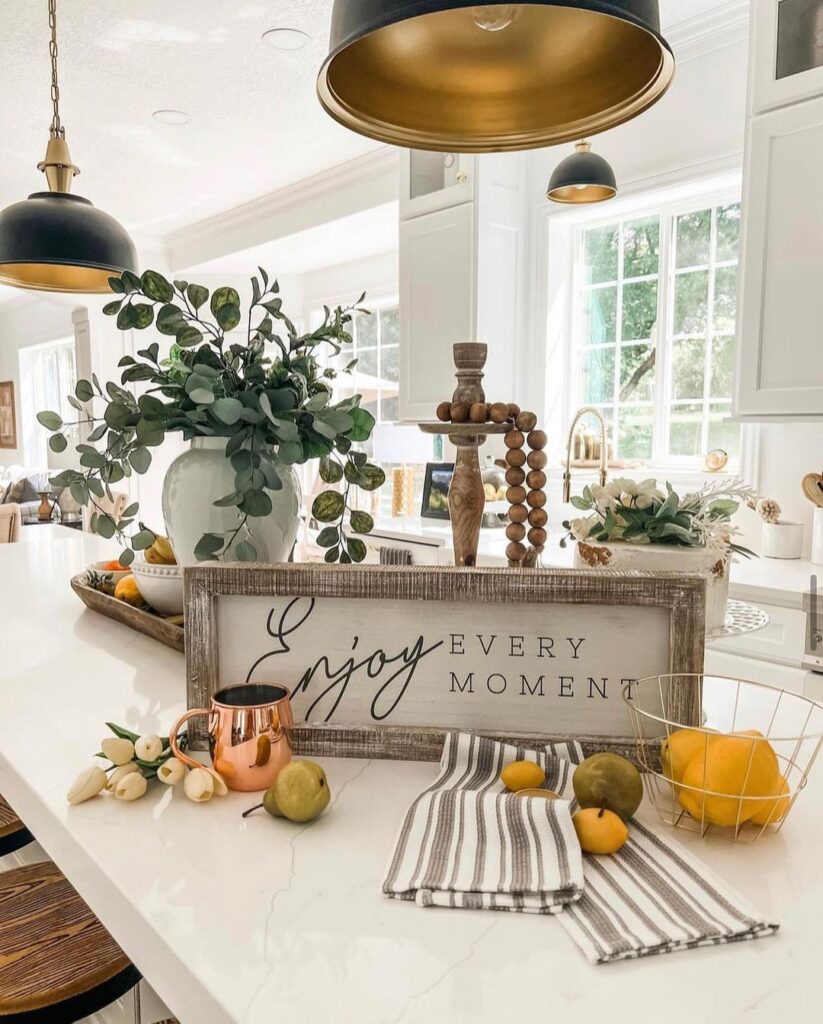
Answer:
0, 0, 742, 256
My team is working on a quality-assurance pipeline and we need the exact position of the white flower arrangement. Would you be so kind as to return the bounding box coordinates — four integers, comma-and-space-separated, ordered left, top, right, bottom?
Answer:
562, 477, 757, 557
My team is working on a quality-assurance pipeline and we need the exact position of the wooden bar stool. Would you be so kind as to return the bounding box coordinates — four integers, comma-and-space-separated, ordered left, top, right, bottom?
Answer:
0, 797, 33, 859
0, 861, 141, 1023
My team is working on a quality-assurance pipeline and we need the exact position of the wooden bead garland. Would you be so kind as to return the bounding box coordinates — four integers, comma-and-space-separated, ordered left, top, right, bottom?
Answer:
504, 412, 548, 567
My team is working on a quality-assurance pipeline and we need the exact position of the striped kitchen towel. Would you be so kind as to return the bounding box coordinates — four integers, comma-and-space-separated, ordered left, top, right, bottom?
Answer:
383, 732, 779, 964
382, 731, 585, 913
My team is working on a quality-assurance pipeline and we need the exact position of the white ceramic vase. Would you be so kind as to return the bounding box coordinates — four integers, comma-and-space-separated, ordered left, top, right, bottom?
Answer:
161, 437, 301, 565
572, 538, 730, 631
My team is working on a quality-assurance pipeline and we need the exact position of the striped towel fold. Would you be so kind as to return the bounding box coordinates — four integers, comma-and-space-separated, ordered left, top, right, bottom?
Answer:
383, 732, 779, 964
383, 732, 585, 913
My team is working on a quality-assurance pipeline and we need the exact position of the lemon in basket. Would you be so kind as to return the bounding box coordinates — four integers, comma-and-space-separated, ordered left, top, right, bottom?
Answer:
678, 730, 781, 827
661, 728, 714, 784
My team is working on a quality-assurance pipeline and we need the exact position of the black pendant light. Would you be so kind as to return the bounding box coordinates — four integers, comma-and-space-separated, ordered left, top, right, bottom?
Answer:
0, 0, 137, 293
317, 1, 674, 153
547, 140, 617, 204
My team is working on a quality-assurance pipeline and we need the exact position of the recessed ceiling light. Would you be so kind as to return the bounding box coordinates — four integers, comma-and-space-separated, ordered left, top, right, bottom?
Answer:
152, 109, 191, 126
261, 28, 310, 50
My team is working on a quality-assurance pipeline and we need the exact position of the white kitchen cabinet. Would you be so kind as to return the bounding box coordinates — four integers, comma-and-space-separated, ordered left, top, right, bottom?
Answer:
400, 151, 475, 219
735, 97, 823, 418
705, 649, 807, 694
398, 152, 527, 422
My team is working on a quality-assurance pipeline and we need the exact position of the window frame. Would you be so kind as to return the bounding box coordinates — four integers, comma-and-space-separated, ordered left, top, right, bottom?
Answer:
568, 184, 743, 471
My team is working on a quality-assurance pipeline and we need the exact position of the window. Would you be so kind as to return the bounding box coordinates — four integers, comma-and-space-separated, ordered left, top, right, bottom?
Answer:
575, 198, 741, 466
20, 337, 77, 468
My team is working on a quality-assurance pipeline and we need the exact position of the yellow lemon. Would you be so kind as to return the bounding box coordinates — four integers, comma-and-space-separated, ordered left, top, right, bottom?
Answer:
500, 760, 546, 793
572, 807, 629, 855
678, 731, 780, 827
114, 575, 143, 607
749, 778, 791, 826
661, 728, 714, 782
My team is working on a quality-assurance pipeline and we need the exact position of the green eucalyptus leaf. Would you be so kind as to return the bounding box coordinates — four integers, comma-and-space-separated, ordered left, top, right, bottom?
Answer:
48, 433, 67, 453
120, 548, 135, 567
75, 379, 95, 402
102, 299, 122, 316
122, 502, 139, 518
141, 270, 173, 303
211, 397, 244, 425
156, 304, 184, 336
116, 304, 137, 330
136, 418, 165, 446
305, 391, 330, 412
131, 529, 156, 551
36, 410, 62, 431
347, 406, 375, 442
215, 303, 241, 332
312, 490, 345, 523
340, 551, 352, 564
570, 496, 590, 510
188, 388, 215, 405
356, 465, 385, 492
176, 326, 204, 348
324, 546, 340, 563
316, 526, 340, 548
346, 538, 367, 563
276, 441, 303, 465
108, 276, 126, 294
210, 286, 240, 318
79, 450, 107, 469
129, 447, 152, 473
241, 489, 272, 518
259, 459, 284, 491
319, 456, 343, 484
121, 270, 142, 293
312, 418, 338, 440
131, 304, 154, 329
349, 510, 374, 534
70, 480, 89, 506
95, 514, 117, 540
235, 540, 258, 562
194, 533, 224, 560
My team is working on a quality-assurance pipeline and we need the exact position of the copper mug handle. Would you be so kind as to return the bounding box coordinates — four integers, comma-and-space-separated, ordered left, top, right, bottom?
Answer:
169, 707, 211, 772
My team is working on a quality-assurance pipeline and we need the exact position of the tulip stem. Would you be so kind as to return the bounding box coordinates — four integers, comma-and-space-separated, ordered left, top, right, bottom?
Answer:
242, 803, 264, 818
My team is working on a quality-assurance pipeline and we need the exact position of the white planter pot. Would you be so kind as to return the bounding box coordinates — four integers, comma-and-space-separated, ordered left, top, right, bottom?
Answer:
572, 539, 730, 632
162, 437, 301, 565
762, 521, 803, 560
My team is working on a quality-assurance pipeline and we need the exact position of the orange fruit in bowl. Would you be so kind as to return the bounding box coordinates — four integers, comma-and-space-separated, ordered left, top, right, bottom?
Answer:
114, 575, 143, 607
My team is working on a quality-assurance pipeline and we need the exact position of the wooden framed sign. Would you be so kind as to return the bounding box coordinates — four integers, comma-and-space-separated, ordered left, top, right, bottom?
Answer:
184, 564, 705, 760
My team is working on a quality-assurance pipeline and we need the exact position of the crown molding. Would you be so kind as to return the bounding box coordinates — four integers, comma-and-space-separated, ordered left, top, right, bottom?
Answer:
666, 1, 749, 63
165, 147, 399, 273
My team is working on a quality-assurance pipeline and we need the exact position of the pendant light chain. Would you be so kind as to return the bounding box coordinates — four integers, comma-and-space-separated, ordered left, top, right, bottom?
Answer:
48, 0, 63, 138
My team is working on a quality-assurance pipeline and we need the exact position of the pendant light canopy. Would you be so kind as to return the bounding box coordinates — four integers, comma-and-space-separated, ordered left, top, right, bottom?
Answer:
546, 140, 617, 204
317, 0, 674, 153
0, 0, 137, 293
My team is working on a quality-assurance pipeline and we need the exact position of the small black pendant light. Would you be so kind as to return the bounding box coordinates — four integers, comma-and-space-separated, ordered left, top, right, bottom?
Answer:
547, 140, 617, 204
0, 0, 137, 293
317, 1, 674, 152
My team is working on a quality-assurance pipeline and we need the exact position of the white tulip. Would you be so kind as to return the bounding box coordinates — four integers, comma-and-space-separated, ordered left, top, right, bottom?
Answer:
570, 517, 595, 541
106, 762, 140, 792
184, 767, 214, 803
134, 734, 163, 762
611, 477, 638, 497
157, 757, 187, 786
204, 766, 228, 796
100, 737, 135, 766
114, 771, 148, 802
67, 765, 108, 805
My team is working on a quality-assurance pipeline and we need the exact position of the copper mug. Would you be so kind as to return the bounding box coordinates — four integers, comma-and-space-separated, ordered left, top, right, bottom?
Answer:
169, 683, 293, 792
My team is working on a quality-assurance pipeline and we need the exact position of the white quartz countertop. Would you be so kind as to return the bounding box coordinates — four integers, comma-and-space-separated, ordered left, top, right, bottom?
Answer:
1, 527, 821, 1023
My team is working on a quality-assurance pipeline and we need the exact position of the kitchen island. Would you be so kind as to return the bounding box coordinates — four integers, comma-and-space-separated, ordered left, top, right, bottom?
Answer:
0, 527, 817, 1023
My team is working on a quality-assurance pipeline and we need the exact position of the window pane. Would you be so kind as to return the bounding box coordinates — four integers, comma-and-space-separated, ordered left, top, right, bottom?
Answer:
675, 208, 711, 267
380, 306, 400, 346
354, 309, 377, 348
671, 338, 706, 400
583, 226, 619, 284
713, 265, 737, 333
673, 270, 709, 335
381, 345, 399, 383
620, 343, 655, 403
708, 403, 739, 456
618, 405, 653, 460
582, 346, 615, 404
623, 217, 660, 278
710, 335, 735, 399
669, 403, 704, 456
716, 203, 741, 262
583, 287, 617, 344
358, 347, 378, 377
622, 280, 658, 341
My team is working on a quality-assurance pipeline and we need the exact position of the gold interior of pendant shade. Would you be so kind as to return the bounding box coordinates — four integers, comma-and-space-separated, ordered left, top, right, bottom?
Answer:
0, 263, 116, 293
547, 183, 617, 204
319, 5, 674, 151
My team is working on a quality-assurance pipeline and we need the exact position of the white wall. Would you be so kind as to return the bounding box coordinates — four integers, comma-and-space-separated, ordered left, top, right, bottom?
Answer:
302, 250, 398, 316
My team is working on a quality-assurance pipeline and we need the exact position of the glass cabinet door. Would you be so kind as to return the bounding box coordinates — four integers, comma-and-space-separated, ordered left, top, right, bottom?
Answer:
400, 150, 475, 218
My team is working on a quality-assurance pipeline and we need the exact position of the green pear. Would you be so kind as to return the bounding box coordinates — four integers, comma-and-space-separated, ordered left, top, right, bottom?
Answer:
243, 760, 330, 824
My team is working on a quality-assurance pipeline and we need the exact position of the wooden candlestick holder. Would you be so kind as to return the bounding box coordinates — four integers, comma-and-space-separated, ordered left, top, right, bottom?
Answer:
418, 343, 508, 567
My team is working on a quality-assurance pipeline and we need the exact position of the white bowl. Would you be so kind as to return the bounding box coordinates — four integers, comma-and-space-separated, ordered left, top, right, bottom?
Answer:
131, 561, 184, 615
87, 560, 131, 587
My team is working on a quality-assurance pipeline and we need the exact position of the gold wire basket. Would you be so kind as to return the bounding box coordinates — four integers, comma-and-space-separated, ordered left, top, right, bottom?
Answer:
623, 673, 823, 843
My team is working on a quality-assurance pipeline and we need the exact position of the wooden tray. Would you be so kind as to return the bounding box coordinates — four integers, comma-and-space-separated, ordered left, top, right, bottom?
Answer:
71, 573, 184, 653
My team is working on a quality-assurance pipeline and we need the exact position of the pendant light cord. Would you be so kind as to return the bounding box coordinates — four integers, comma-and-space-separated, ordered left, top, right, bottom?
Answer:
48, 0, 63, 138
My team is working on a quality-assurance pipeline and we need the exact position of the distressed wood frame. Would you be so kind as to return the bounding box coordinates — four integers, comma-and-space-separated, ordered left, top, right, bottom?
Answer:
184, 564, 705, 760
